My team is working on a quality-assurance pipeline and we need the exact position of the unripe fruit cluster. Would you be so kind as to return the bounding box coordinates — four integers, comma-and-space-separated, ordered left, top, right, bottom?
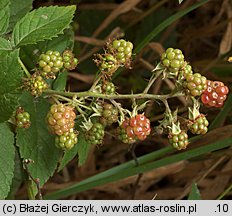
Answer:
102, 81, 116, 95
99, 54, 118, 74
201, 80, 229, 108
112, 39, 133, 64
184, 73, 207, 96
100, 103, 118, 126
161, 48, 185, 75
25, 73, 48, 96
55, 129, 78, 150
47, 104, 76, 136
16, 108, 31, 129
38, 50, 63, 77
168, 131, 189, 150
85, 123, 105, 145
188, 114, 209, 135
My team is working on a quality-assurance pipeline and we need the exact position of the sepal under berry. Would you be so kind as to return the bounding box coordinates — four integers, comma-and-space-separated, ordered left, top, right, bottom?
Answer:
16, 107, 31, 129
55, 129, 78, 150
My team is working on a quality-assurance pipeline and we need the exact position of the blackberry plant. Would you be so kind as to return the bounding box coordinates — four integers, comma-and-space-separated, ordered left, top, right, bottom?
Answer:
0, 0, 230, 200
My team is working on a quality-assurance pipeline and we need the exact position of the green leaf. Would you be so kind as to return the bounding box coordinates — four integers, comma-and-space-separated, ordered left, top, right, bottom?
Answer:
58, 129, 91, 172
58, 142, 78, 172
8, 0, 33, 32
0, 123, 15, 199
45, 137, 232, 199
12, 5, 76, 48
0, 93, 20, 123
16, 92, 62, 186
20, 28, 74, 71
209, 94, 232, 130
0, 50, 22, 94
0, 0, 10, 34
0, 50, 23, 122
6, 149, 24, 199
188, 182, 201, 200
77, 132, 91, 166
53, 71, 68, 91
0, 37, 12, 50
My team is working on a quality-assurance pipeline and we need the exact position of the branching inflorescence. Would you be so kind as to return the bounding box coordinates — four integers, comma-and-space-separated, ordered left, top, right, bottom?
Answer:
19, 39, 230, 151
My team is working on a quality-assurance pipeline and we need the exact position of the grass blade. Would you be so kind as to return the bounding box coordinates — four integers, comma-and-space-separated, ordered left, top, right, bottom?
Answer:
134, 0, 209, 53
45, 137, 232, 199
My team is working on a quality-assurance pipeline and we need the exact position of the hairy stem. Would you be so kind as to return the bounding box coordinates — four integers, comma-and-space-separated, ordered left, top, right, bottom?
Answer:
18, 58, 31, 78
143, 70, 163, 94
45, 89, 184, 101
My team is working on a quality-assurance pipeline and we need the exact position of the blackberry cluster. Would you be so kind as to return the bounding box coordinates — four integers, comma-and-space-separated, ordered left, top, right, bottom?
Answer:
85, 123, 105, 145
112, 39, 133, 64
100, 103, 118, 126
201, 80, 229, 108
161, 48, 185, 76
16, 107, 31, 129
184, 73, 207, 96
47, 104, 76, 135
25, 73, 48, 96
38, 50, 63, 77
118, 114, 151, 144
102, 81, 116, 95
62, 50, 78, 70
55, 129, 78, 150
188, 114, 209, 135
168, 131, 189, 150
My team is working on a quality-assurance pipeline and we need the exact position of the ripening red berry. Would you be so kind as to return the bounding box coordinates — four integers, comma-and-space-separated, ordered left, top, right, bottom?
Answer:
201, 80, 229, 108
118, 114, 151, 144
